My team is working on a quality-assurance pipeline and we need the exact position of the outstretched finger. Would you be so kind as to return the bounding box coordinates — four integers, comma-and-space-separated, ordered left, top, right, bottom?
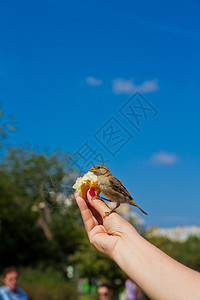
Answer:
75, 192, 98, 234
87, 189, 112, 219
87, 189, 129, 233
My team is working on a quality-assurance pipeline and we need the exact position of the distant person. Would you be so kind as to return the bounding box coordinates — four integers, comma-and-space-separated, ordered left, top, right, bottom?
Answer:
0, 266, 27, 300
125, 279, 137, 300
97, 283, 113, 300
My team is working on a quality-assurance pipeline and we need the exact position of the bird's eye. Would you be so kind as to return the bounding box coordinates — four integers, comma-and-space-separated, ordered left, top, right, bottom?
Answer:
97, 166, 100, 169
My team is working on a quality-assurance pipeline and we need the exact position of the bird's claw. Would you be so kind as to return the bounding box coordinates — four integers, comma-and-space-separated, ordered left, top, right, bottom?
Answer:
91, 195, 101, 201
103, 210, 114, 219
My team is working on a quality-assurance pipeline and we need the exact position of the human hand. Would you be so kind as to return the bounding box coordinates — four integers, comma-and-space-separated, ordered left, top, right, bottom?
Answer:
75, 187, 136, 259
75, 189, 200, 300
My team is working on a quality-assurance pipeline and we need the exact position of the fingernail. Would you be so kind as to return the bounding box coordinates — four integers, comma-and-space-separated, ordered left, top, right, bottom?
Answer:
89, 187, 95, 197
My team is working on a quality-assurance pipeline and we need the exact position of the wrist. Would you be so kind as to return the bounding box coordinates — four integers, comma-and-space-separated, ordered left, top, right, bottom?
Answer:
112, 225, 139, 265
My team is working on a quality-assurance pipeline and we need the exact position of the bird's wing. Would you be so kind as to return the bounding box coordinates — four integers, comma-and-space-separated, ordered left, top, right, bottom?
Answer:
109, 176, 132, 199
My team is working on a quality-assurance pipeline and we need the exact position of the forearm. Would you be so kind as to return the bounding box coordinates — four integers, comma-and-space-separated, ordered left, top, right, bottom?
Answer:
113, 227, 200, 300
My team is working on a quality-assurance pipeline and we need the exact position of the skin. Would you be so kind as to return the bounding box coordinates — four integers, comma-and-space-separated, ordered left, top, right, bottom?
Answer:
3, 271, 18, 292
75, 190, 200, 300
97, 286, 113, 300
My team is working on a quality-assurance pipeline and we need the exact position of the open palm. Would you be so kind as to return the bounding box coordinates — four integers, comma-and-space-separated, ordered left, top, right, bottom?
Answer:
75, 190, 133, 258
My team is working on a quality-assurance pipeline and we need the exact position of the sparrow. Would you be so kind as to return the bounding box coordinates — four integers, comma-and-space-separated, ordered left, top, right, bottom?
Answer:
89, 164, 148, 217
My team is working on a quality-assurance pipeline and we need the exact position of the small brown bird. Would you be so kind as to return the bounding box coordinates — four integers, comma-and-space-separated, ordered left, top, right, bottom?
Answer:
89, 164, 148, 217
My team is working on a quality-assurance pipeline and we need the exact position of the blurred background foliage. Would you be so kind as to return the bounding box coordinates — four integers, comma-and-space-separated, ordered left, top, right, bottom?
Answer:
18, 268, 78, 300
0, 108, 200, 299
147, 235, 200, 271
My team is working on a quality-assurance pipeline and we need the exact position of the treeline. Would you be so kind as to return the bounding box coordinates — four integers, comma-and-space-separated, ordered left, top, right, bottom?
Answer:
147, 234, 200, 272
0, 146, 127, 287
0, 145, 199, 288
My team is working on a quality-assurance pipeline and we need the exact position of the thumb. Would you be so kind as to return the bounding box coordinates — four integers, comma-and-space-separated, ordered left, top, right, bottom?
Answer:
87, 188, 111, 219
87, 188, 133, 237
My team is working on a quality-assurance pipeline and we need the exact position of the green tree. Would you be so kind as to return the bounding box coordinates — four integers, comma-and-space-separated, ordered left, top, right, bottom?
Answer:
0, 146, 83, 270
0, 106, 16, 154
147, 234, 200, 271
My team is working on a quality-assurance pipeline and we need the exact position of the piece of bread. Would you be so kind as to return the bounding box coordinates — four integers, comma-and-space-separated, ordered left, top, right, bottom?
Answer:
73, 171, 101, 201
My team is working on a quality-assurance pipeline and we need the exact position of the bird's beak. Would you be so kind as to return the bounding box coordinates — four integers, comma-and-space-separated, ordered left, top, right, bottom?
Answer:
89, 166, 96, 172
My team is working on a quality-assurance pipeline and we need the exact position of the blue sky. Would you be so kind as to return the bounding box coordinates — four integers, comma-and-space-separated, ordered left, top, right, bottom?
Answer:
0, 0, 199, 228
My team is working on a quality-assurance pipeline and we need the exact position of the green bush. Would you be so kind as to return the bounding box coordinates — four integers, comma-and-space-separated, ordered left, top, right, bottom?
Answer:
18, 268, 78, 300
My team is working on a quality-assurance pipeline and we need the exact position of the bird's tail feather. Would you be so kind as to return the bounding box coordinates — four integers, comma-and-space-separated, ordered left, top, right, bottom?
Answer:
137, 205, 148, 215
130, 201, 148, 215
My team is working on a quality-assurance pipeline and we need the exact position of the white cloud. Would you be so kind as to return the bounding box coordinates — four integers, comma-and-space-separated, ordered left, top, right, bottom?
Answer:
150, 151, 179, 165
86, 76, 103, 86
112, 78, 159, 94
